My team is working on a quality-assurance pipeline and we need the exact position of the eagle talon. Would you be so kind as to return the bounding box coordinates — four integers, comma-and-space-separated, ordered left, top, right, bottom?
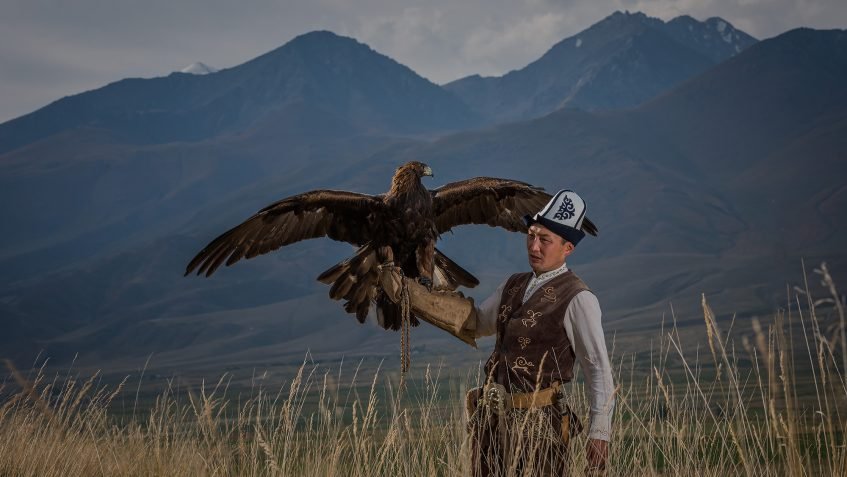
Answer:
417, 276, 433, 291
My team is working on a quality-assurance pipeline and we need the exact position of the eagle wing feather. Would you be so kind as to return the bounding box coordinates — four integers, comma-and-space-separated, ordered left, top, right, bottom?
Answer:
432, 178, 551, 233
432, 177, 599, 236
185, 190, 384, 277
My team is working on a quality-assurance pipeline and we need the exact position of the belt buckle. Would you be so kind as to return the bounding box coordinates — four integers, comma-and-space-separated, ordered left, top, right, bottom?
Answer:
482, 383, 509, 415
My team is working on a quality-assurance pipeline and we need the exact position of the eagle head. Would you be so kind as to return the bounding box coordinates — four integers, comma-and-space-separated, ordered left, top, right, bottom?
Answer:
401, 161, 434, 178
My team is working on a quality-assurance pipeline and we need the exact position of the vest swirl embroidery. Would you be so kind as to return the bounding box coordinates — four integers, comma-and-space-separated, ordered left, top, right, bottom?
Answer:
522, 310, 542, 327
498, 305, 512, 323
507, 286, 521, 296
512, 356, 534, 373
518, 337, 531, 349
553, 195, 576, 221
541, 286, 557, 303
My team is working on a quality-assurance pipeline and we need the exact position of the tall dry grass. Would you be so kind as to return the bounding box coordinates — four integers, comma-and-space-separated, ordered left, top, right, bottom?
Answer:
1, 263, 845, 476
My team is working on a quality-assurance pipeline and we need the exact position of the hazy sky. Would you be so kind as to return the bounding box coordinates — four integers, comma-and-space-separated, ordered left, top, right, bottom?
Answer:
2, 0, 845, 123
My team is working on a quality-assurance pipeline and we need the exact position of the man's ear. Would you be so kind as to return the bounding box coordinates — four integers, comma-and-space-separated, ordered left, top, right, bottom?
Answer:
564, 241, 575, 256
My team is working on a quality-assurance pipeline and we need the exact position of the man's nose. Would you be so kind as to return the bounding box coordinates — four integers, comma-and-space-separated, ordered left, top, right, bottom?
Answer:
528, 237, 541, 251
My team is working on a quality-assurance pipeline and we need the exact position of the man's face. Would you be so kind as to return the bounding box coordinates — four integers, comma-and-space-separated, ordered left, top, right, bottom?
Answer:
526, 224, 574, 274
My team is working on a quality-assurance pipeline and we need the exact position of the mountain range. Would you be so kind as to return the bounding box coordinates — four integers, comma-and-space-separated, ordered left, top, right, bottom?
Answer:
0, 11, 844, 373
444, 11, 757, 122
0, 30, 479, 156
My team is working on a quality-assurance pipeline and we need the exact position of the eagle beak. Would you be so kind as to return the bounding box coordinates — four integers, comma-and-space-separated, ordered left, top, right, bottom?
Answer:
423, 166, 434, 177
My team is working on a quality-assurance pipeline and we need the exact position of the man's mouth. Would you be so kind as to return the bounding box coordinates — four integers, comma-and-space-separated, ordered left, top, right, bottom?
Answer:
529, 254, 542, 262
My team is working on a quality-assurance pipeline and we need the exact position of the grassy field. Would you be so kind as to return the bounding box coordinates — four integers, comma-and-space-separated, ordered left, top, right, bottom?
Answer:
1, 263, 845, 476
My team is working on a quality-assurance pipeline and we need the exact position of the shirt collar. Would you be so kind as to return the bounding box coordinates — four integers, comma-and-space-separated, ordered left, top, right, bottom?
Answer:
523, 261, 569, 303
532, 261, 569, 281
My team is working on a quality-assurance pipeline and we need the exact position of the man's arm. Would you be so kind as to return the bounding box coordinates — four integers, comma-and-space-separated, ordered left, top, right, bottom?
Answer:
474, 280, 507, 338
563, 291, 615, 441
378, 265, 504, 345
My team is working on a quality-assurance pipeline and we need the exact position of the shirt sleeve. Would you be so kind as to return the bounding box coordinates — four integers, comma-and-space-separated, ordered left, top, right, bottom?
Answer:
563, 290, 615, 441
474, 279, 507, 338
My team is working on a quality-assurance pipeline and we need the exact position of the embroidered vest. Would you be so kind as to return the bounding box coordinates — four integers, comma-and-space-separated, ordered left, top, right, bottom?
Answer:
483, 270, 589, 392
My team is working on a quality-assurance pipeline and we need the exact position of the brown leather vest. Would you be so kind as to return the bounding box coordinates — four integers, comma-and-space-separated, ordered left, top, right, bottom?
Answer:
483, 270, 589, 392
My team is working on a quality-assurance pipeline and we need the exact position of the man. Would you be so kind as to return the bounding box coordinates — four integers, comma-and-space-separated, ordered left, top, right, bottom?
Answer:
379, 189, 614, 475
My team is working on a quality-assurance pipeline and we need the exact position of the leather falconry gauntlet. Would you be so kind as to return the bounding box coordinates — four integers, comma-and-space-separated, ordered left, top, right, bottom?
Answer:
378, 265, 478, 348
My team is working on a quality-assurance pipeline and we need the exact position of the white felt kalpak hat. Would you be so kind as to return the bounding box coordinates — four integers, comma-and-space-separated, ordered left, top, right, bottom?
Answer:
524, 189, 587, 245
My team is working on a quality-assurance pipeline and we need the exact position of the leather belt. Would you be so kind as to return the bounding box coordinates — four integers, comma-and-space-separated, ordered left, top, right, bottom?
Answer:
481, 381, 561, 414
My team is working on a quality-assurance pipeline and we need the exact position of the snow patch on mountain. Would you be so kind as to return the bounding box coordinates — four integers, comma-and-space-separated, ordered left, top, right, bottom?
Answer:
180, 62, 218, 75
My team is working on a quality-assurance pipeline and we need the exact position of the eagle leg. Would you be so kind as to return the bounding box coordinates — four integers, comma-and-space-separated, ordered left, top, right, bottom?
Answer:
415, 241, 435, 290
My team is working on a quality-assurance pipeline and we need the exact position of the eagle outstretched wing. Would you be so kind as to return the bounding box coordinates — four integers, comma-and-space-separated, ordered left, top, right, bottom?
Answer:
432, 177, 598, 236
186, 165, 600, 333
185, 190, 384, 277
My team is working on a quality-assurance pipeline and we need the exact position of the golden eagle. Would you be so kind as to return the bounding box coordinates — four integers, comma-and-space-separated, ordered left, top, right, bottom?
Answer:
185, 161, 597, 329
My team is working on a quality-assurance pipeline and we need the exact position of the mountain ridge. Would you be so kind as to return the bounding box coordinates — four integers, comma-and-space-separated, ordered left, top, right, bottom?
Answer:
444, 10, 757, 121
0, 31, 479, 156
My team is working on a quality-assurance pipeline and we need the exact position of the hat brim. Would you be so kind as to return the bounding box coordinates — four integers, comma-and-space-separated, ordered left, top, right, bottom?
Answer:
524, 214, 586, 245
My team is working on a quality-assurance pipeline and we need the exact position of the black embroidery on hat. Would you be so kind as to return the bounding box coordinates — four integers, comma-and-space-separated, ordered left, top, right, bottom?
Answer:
553, 195, 576, 221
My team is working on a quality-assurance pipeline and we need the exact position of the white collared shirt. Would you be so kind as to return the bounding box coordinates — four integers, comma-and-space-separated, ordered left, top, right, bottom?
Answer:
475, 263, 615, 441
522, 261, 572, 303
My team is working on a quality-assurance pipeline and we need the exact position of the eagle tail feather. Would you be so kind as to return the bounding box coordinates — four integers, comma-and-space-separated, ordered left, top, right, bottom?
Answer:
354, 301, 370, 323
317, 262, 348, 284
329, 274, 356, 300
377, 294, 401, 330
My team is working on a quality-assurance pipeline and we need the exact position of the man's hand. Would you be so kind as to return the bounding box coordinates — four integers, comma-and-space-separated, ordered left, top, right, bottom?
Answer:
586, 438, 608, 474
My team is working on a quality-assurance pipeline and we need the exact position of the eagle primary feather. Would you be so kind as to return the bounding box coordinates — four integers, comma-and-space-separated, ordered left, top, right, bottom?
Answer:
185, 161, 598, 330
